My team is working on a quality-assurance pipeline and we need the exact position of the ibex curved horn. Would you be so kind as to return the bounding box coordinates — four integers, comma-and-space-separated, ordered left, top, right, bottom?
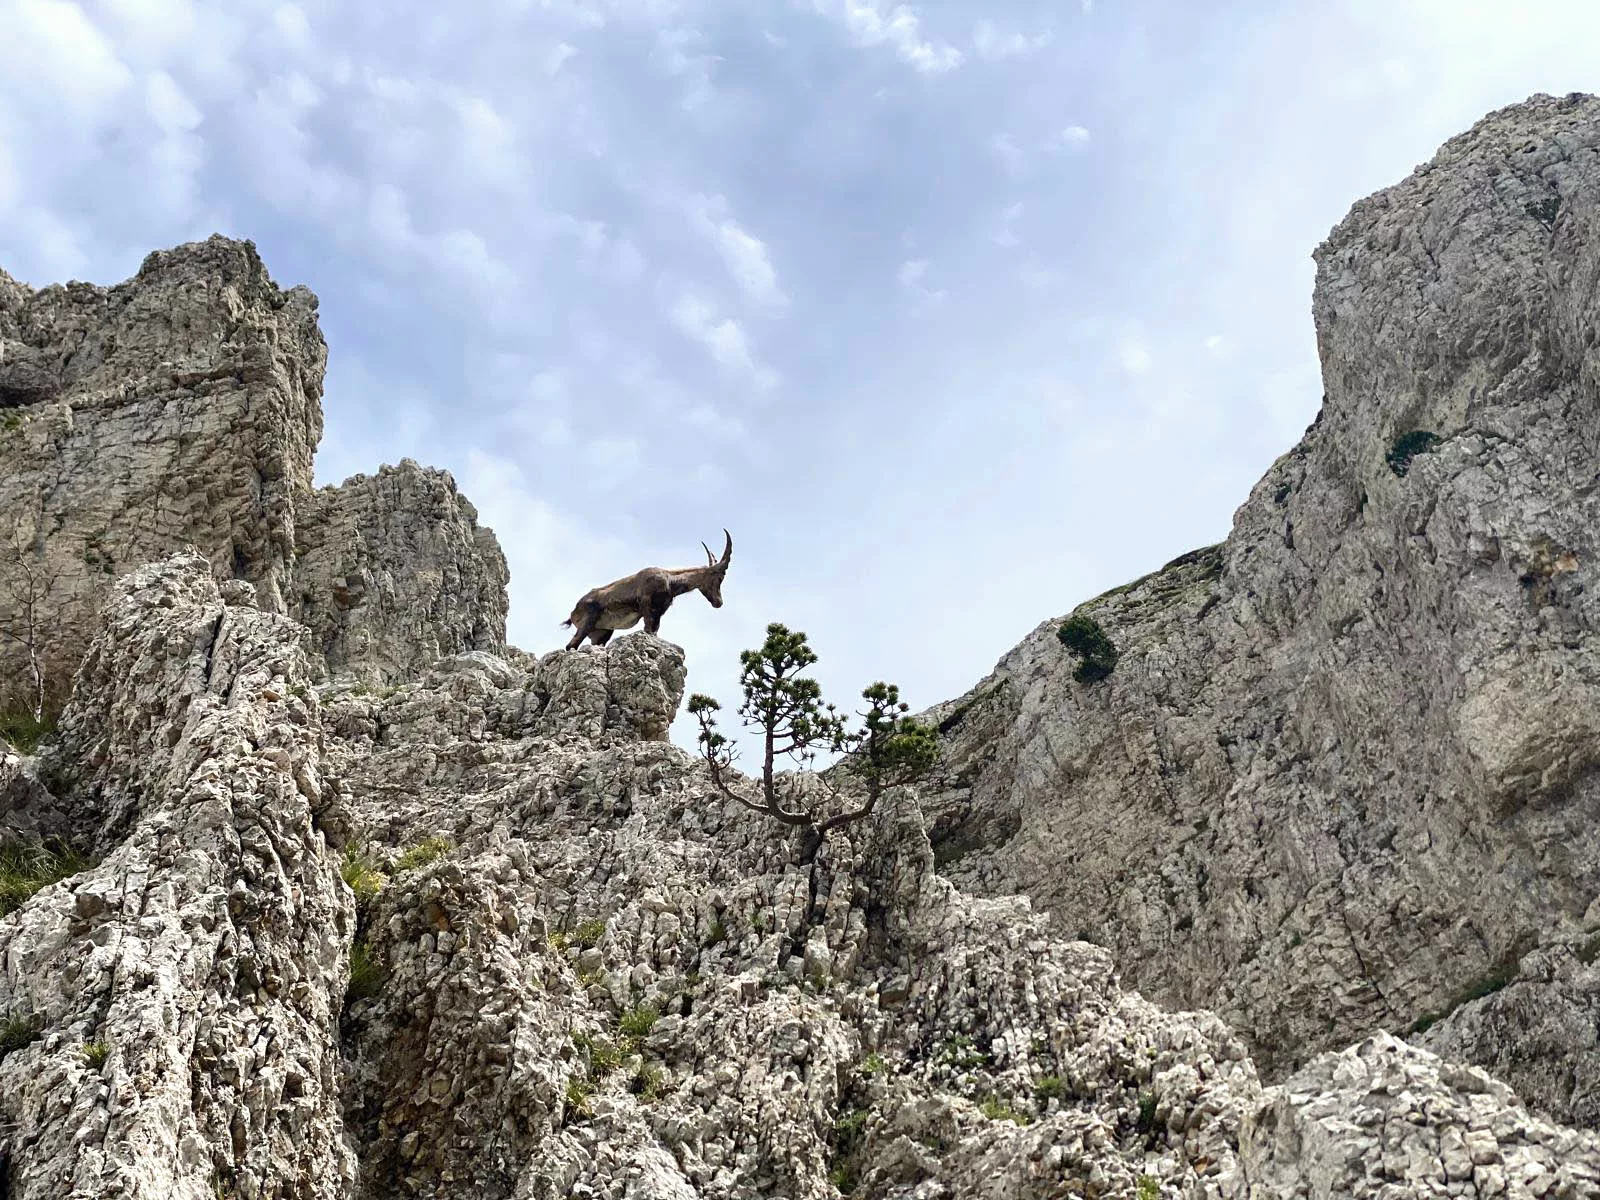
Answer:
701, 541, 716, 566
719, 529, 732, 566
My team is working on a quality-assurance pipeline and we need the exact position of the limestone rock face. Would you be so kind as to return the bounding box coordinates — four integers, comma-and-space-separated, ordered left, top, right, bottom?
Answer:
291, 460, 509, 684
7, 552, 1600, 1197
0, 236, 324, 706
0, 236, 509, 703
918, 91, 1600, 1101
0, 553, 356, 1199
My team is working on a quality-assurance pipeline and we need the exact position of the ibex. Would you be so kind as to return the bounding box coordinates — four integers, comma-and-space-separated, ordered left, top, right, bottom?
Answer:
561, 530, 732, 649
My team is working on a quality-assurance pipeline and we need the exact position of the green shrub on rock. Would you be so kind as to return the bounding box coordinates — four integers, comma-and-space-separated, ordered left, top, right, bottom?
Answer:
1057, 614, 1119, 683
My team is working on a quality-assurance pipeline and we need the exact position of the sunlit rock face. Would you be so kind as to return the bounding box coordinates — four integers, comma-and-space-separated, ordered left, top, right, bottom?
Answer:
917, 92, 1600, 1112
0, 235, 507, 705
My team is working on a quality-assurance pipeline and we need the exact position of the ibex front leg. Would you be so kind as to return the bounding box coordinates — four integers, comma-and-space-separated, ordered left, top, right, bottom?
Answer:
642, 590, 671, 635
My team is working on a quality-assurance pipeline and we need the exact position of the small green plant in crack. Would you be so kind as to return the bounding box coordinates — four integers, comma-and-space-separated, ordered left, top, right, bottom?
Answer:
564, 1075, 595, 1120
618, 1004, 659, 1040
346, 940, 387, 1001
574, 1031, 629, 1072
339, 844, 387, 906
0, 1009, 42, 1057
1057, 614, 1119, 683
1386, 430, 1442, 477
629, 1062, 666, 1102
0, 707, 57, 754
860, 1052, 888, 1077
1135, 1090, 1160, 1139
935, 1033, 990, 1071
703, 918, 727, 948
1408, 958, 1521, 1035
0, 839, 90, 917
979, 1095, 1031, 1125
393, 835, 453, 873
1033, 1075, 1065, 1103
1137, 1174, 1161, 1200
575, 918, 607, 950
81, 1039, 111, 1068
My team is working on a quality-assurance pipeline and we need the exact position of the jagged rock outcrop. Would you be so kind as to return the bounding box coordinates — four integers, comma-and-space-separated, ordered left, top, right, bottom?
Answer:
0, 554, 356, 1199
918, 91, 1600, 1107
11, 553, 1600, 1198
291, 460, 509, 685
0, 236, 324, 707
0, 236, 507, 704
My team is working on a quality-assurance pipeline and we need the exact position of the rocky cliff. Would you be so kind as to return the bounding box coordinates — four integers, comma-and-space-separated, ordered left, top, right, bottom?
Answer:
291, 460, 509, 686
0, 236, 505, 702
5, 95, 1600, 1199
919, 91, 1600, 1121
8, 553, 1600, 1199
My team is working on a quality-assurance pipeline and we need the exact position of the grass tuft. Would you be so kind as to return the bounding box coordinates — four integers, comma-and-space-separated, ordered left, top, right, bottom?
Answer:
393, 835, 453, 873
0, 1009, 42, 1057
618, 1004, 659, 1040
346, 940, 387, 1001
0, 839, 90, 917
339, 844, 387, 906
81, 1040, 111, 1067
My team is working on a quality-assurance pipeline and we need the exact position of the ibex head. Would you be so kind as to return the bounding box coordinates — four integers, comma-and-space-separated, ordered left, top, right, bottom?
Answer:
697, 529, 733, 607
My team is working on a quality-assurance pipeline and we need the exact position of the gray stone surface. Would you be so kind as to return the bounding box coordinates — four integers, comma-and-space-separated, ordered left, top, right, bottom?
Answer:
6, 552, 1600, 1197
0, 235, 324, 708
917, 91, 1600, 1102
291, 460, 509, 685
0, 235, 508, 705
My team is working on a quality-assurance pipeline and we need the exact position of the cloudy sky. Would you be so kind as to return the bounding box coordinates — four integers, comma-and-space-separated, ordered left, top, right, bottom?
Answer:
3, 0, 1598, 757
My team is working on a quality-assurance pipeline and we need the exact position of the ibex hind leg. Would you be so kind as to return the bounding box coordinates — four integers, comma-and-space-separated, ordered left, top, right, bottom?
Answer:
589, 628, 615, 646
566, 607, 600, 650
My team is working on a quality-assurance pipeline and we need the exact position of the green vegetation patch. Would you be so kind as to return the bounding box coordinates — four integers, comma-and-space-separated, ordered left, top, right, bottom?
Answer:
81, 1040, 111, 1068
0, 707, 57, 754
339, 844, 387, 905
979, 1095, 1031, 1125
1407, 957, 1520, 1035
346, 940, 387, 1001
0, 1009, 42, 1058
393, 835, 453, 873
618, 1004, 659, 1040
1386, 430, 1442, 477
0, 839, 89, 917
1057, 614, 1120, 684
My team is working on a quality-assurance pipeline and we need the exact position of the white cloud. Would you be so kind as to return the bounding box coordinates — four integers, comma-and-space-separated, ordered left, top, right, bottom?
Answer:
972, 20, 1051, 61
1049, 125, 1092, 151
897, 257, 946, 308
988, 201, 1024, 248
272, 3, 311, 48
811, 0, 964, 74
546, 42, 578, 74
7, 0, 134, 119
584, 436, 642, 483
654, 26, 720, 109
668, 290, 779, 390
990, 132, 1025, 175
689, 195, 787, 309
1118, 338, 1153, 376
145, 70, 201, 132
